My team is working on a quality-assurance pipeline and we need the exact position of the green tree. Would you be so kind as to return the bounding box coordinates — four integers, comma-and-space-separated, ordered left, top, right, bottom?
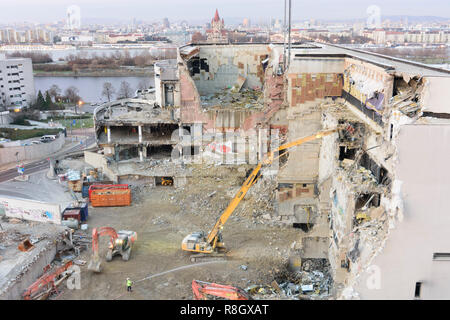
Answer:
36, 90, 46, 110
44, 91, 52, 110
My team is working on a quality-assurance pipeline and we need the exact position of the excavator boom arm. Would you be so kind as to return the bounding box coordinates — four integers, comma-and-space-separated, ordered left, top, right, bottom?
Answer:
91, 227, 119, 258
206, 163, 262, 244
276, 129, 336, 153
205, 128, 338, 246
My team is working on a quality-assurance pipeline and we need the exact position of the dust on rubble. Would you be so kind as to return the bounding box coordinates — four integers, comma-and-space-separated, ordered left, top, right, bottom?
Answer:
163, 164, 278, 223
51, 165, 332, 300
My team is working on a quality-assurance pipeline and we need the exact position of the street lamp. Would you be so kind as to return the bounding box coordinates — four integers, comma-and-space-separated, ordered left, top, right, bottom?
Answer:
77, 100, 83, 114
77, 100, 85, 145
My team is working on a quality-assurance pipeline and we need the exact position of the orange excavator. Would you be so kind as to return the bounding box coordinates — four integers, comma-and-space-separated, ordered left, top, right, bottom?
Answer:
87, 227, 137, 273
23, 261, 74, 300
192, 280, 251, 300
182, 128, 340, 262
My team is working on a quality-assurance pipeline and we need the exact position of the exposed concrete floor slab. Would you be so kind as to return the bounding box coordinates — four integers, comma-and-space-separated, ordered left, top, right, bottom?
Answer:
0, 220, 68, 299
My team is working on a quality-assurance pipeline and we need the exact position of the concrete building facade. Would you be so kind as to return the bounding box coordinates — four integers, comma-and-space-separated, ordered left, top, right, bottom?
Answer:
91, 42, 450, 299
0, 53, 35, 111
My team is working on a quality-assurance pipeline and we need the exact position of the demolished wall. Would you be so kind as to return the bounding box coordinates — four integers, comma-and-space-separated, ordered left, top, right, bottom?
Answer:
190, 44, 270, 95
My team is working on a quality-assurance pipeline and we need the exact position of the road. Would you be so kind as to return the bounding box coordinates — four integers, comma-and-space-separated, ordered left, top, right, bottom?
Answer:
0, 136, 96, 183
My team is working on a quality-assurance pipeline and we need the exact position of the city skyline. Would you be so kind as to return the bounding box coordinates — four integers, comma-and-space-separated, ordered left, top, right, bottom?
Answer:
0, 0, 448, 24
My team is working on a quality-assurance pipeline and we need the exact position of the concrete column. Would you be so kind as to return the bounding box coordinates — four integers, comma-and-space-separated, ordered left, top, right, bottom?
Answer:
142, 146, 147, 158
139, 146, 143, 162
107, 126, 111, 143
138, 125, 142, 143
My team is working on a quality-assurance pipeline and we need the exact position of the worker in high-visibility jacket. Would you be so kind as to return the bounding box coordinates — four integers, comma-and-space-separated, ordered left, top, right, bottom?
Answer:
127, 278, 133, 292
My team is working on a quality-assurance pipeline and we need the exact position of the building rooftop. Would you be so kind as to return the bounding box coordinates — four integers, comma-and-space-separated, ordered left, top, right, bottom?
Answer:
291, 42, 450, 77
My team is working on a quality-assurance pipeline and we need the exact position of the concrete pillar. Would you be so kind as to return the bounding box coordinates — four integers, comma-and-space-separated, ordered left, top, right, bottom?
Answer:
142, 146, 147, 158
107, 126, 111, 143
138, 125, 142, 143
139, 146, 143, 162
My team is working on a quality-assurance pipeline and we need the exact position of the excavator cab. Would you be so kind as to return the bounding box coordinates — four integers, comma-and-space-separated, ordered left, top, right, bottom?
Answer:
182, 230, 227, 262
88, 228, 137, 273
115, 234, 129, 251
182, 231, 208, 251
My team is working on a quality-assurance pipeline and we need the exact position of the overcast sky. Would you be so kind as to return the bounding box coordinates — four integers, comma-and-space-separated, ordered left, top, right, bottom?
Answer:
0, 0, 448, 23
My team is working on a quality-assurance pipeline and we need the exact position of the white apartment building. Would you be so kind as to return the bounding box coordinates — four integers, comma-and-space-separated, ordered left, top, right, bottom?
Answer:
0, 53, 35, 111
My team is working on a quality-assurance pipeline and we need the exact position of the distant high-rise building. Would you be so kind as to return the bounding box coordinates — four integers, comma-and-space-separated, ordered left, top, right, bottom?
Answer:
7, 29, 17, 43
273, 19, 282, 31
163, 18, 170, 29
66, 5, 81, 30
243, 18, 251, 28
131, 17, 137, 32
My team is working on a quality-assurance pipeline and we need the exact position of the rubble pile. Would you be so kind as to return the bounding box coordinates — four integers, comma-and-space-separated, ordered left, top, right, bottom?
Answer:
166, 165, 277, 224
201, 88, 264, 109
243, 174, 277, 219
276, 259, 333, 299
338, 165, 381, 193
0, 229, 30, 247
130, 185, 154, 203
246, 259, 333, 300
347, 209, 390, 272
0, 219, 76, 299
166, 165, 244, 215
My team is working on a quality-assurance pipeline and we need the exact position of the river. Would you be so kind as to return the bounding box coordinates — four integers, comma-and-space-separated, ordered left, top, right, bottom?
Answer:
34, 76, 155, 104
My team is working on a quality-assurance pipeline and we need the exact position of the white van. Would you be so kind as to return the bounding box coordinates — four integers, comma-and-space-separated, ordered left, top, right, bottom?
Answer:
40, 135, 56, 143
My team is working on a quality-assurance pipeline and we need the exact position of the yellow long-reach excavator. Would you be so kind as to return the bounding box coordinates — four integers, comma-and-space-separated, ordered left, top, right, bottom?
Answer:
181, 128, 341, 262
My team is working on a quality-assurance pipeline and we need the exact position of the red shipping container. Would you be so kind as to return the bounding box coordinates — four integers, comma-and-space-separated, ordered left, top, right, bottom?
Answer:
63, 209, 81, 222
89, 184, 131, 207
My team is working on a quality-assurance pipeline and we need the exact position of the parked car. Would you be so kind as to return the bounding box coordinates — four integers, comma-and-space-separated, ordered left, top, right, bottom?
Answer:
40, 136, 55, 143
31, 140, 41, 145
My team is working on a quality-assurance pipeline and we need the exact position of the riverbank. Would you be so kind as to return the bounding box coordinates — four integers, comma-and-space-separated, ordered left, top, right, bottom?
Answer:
34, 68, 154, 77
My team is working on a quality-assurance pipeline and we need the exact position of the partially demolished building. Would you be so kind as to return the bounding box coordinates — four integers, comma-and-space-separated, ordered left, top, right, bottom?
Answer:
92, 42, 450, 299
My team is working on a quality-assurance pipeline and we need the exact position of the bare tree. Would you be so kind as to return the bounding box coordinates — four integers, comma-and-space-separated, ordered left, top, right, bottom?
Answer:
64, 86, 81, 103
48, 84, 61, 102
118, 81, 133, 99
137, 78, 151, 91
102, 82, 115, 102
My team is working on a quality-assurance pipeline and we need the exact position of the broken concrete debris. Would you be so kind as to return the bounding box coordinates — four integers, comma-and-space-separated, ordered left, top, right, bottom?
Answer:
1, 41, 448, 301
200, 87, 264, 110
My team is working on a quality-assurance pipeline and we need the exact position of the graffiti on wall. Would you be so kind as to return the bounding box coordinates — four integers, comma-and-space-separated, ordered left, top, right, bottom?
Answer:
0, 197, 61, 224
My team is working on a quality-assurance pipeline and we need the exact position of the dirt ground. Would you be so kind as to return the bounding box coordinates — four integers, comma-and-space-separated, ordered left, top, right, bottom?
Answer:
56, 170, 303, 300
